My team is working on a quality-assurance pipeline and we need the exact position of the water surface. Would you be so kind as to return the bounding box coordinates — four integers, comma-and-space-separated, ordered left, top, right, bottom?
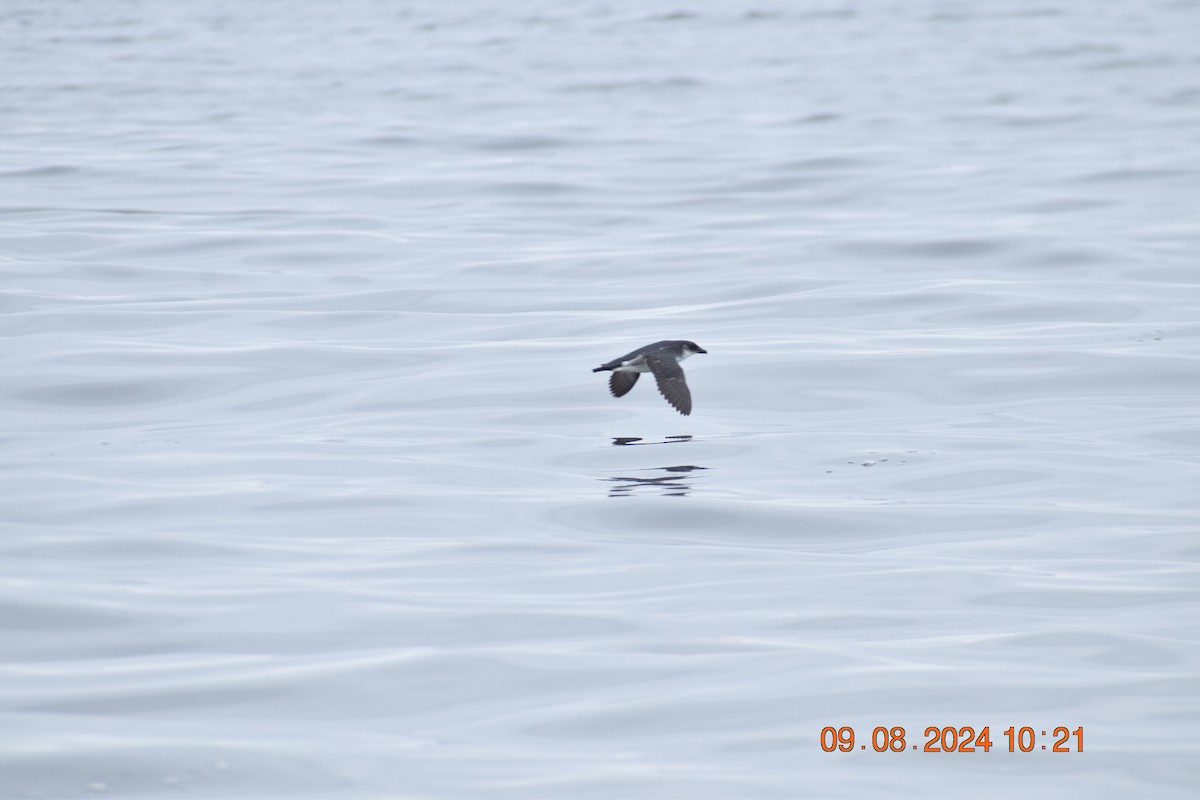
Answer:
2, 0, 1199, 797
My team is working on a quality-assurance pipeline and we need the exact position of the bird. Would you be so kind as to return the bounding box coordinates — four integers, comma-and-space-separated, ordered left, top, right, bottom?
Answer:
592, 340, 707, 416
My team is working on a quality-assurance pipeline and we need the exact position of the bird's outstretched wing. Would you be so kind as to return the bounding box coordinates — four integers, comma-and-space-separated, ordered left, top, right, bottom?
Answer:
646, 354, 692, 415
609, 371, 640, 398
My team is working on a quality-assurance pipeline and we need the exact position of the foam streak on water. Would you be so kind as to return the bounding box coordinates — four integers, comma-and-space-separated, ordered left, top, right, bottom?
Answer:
2, 1, 1199, 797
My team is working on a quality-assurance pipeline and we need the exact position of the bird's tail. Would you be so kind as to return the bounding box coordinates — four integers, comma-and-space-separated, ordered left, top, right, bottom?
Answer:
591, 366, 608, 372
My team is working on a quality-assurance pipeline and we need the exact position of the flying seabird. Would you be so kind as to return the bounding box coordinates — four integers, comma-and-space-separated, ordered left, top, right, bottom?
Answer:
592, 340, 707, 416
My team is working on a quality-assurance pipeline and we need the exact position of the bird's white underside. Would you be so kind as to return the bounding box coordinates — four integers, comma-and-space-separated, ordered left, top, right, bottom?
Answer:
614, 361, 651, 373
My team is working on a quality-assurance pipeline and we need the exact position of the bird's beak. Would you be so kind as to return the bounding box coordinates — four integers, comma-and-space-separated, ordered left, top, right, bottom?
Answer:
697, 348, 708, 354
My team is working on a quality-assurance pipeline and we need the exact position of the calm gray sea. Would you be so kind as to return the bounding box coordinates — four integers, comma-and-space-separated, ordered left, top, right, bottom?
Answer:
3, 0, 1199, 797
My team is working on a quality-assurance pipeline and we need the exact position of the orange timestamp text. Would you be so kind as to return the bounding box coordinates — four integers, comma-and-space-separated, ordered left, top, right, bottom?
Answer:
820, 725, 1083, 753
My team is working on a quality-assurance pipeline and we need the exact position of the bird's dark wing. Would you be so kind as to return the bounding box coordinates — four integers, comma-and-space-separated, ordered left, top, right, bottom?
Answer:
646, 354, 692, 415
609, 371, 640, 398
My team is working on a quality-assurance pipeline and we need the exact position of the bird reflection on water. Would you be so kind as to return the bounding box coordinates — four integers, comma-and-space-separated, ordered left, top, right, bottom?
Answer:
605, 435, 707, 497
611, 435, 693, 446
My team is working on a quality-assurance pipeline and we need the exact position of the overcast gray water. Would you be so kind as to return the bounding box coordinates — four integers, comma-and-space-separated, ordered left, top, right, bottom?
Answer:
3, 1, 1200, 797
